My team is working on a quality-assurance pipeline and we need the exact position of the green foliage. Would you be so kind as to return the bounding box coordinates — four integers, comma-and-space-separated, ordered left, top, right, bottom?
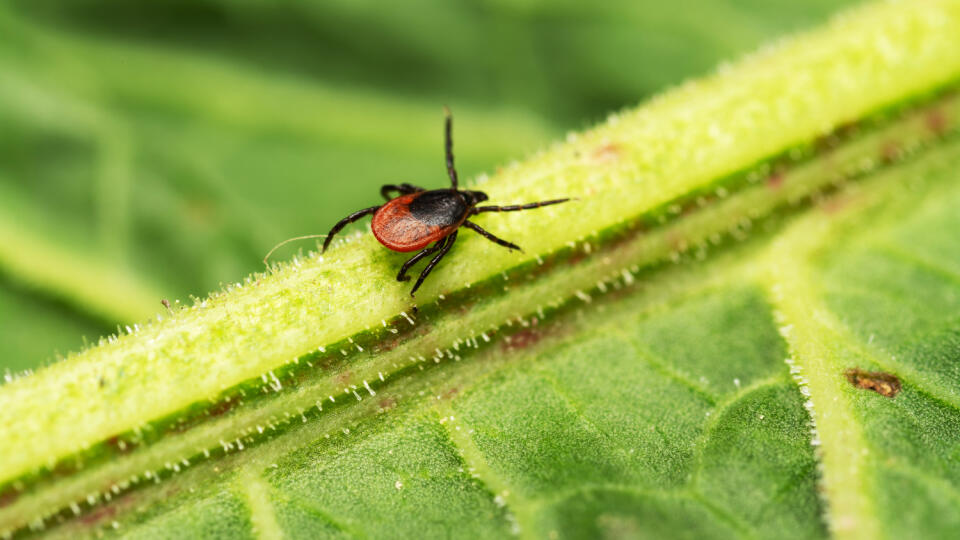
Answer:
0, 0, 859, 371
763, 148, 960, 537
2, 1, 960, 539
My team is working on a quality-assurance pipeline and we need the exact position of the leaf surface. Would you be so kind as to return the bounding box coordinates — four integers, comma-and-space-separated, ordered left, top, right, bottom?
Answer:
1, 2, 960, 538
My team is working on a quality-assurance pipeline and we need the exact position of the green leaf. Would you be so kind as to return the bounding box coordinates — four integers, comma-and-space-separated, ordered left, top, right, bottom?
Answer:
2, 1, 960, 538
762, 143, 960, 538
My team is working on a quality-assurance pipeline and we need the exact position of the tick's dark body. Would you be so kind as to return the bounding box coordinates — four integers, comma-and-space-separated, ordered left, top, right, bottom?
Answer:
372, 190, 486, 252
322, 110, 568, 296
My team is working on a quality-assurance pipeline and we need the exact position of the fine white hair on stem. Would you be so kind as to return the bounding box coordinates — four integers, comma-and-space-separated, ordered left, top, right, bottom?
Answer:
263, 234, 328, 266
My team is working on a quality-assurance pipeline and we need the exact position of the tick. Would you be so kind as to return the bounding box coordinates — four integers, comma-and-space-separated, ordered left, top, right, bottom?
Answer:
323, 108, 568, 296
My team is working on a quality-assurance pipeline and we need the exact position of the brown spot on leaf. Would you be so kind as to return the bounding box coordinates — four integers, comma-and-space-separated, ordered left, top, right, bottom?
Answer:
845, 368, 901, 398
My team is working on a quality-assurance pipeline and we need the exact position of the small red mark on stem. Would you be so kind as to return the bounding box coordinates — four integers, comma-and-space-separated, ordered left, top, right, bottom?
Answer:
767, 172, 785, 190
568, 251, 588, 265
821, 193, 856, 215
335, 371, 353, 385
105, 436, 137, 454
80, 504, 117, 525
880, 141, 901, 164
926, 108, 948, 135
317, 356, 339, 371
503, 328, 543, 351
0, 488, 18, 508
591, 143, 622, 163
207, 399, 237, 418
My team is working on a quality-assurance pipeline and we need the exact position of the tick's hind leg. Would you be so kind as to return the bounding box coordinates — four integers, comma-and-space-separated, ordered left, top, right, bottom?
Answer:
396, 237, 446, 282
463, 221, 521, 251
322, 206, 380, 252
472, 198, 570, 214
410, 231, 458, 297
380, 183, 424, 201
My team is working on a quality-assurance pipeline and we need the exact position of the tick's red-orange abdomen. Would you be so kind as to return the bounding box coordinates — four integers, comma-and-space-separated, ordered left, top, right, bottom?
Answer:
371, 193, 461, 252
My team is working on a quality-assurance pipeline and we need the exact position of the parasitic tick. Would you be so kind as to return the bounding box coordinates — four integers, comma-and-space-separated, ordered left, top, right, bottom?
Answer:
320, 108, 569, 296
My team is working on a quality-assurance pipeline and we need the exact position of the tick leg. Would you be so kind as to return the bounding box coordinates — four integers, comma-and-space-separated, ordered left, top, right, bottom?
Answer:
410, 231, 458, 297
444, 107, 459, 189
322, 206, 380, 253
463, 221, 521, 252
472, 198, 569, 214
380, 183, 425, 201
396, 236, 446, 282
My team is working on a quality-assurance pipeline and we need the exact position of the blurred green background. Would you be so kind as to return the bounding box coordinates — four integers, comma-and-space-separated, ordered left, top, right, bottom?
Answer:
0, 0, 858, 374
